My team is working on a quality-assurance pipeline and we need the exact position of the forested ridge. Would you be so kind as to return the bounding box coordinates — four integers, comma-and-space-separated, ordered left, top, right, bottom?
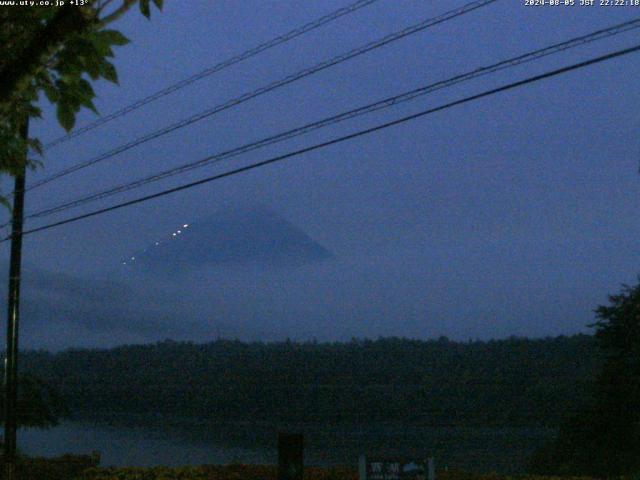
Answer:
20, 335, 597, 427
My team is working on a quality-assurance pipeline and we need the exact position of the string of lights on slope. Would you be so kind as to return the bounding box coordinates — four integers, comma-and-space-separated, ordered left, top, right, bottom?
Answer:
3, 42, 638, 243
19, 16, 640, 223
122, 223, 189, 265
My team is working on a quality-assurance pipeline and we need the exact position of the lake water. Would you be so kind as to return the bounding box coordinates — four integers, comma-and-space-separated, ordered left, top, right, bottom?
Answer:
17, 418, 555, 474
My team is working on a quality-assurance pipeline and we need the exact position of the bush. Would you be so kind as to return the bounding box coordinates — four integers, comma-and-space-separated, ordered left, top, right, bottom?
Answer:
0, 452, 101, 480
76, 465, 357, 480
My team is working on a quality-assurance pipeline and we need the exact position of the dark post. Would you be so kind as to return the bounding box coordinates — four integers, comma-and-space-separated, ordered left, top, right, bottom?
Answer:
277, 432, 303, 480
3, 118, 28, 480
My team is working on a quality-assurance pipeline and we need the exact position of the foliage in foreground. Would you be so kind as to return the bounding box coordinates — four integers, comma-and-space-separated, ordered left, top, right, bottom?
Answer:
0, 452, 99, 480
0, 0, 162, 205
529, 280, 640, 476
73, 465, 599, 480
77, 465, 354, 480
0, 456, 613, 480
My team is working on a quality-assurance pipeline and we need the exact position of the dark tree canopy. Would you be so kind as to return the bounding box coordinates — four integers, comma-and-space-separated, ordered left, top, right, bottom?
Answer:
21, 335, 598, 427
530, 280, 640, 476
0, 0, 162, 204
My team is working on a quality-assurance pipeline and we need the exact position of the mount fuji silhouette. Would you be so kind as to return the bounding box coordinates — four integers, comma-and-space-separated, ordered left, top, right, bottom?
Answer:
124, 205, 332, 273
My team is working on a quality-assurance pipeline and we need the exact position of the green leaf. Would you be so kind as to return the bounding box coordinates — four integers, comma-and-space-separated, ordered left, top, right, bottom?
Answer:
84, 56, 102, 80
77, 78, 95, 99
26, 104, 42, 119
140, 0, 151, 18
27, 138, 43, 157
152, 0, 163, 9
88, 32, 114, 58
56, 104, 76, 132
26, 156, 44, 171
28, 109, 42, 120
42, 83, 60, 104
0, 195, 10, 212
96, 30, 130, 46
81, 98, 98, 115
55, 58, 77, 76
100, 61, 118, 84
38, 8, 57, 22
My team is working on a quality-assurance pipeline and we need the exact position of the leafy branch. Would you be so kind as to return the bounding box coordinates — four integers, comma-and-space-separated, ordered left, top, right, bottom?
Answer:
0, 0, 163, 205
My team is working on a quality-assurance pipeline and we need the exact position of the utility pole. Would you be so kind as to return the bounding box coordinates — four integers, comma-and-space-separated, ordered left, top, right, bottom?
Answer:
3, 118, 28, 480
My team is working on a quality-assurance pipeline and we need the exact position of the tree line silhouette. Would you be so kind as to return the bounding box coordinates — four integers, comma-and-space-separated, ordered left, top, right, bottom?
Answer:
20, 335, 598, 426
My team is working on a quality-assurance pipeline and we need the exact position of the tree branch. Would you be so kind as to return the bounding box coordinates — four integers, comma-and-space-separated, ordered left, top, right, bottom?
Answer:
0, 7, 96, 109
99, 0, 137, 27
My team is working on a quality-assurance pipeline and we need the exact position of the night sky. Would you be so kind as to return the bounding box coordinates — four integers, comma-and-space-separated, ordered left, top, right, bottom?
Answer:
2, 0, 640, 350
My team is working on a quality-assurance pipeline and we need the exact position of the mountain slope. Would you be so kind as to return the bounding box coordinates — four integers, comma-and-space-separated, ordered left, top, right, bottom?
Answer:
125, 205, 333, 272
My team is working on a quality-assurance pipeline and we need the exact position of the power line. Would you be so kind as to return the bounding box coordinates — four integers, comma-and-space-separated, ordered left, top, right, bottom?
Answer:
5, 43, 639, 242
23, 17, 640, 220
42, 0, 381, 150
27, 0, 498, 192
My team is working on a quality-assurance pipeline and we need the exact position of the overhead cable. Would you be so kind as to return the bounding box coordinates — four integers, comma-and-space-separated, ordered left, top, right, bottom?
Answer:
7, 42, 639, 241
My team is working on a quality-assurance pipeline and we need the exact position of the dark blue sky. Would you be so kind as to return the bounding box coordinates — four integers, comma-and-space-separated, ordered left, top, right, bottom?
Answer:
2, 0, 640, 350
